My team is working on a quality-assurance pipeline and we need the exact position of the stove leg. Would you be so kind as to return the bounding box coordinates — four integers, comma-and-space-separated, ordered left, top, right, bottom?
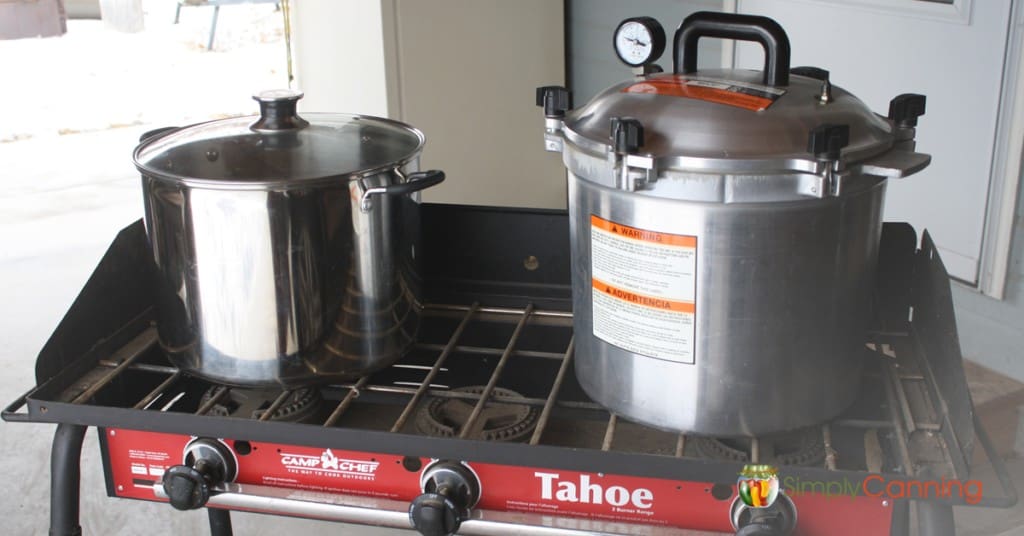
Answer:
915, 501, 954, 536
889, 499, 910, 536
208, 508, 233, 536
49, 424, 87, 536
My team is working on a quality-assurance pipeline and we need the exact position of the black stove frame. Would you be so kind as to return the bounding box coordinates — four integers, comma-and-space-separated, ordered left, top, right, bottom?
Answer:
3, 204, 1017, 535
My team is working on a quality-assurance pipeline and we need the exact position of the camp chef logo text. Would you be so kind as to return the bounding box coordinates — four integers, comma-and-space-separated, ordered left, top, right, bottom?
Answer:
279, 449, 379, 480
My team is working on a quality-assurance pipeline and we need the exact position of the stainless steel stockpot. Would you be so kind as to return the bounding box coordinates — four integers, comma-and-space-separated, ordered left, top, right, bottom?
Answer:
134, 90, 444, 387
537, 12, 931, 436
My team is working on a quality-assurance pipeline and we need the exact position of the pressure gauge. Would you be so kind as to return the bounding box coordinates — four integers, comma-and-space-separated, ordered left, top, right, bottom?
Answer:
613, 17, 666, 68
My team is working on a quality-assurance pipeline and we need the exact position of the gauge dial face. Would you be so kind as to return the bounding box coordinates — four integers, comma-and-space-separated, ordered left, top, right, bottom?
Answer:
615, 20, 657, 67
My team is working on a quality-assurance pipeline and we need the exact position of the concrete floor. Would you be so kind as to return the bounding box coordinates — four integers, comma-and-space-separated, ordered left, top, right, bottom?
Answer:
1, 4, 1022, 536
955, 457, 1024, 536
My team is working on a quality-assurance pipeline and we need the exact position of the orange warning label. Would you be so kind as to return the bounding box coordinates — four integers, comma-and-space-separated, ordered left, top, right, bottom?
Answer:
621, 75, 784, 112
590, 215, 697, 248
590, 214, 697, 363
593, 278, 696, 313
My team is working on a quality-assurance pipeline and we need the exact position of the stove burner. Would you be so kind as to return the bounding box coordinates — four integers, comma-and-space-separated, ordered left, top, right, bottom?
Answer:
693, 427, 826, 467
199, 386, 323, 423
415, 386, 538, 441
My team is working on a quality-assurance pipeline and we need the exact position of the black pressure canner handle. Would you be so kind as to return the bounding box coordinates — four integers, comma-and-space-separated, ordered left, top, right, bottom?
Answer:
674, 11, 792, 87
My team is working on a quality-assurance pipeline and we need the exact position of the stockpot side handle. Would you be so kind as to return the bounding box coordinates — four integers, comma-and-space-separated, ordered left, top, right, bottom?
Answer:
674, 11, 791, 87
359, 170, 446, 212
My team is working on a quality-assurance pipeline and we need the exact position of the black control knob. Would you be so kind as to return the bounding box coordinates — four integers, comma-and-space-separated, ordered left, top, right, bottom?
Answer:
409, 462, 480, 536
163, 464, 211, 511
791, 66, 829, 82
161, 438, 235, 511
888, 93, 927, 127
409, 492, 462, 536
736, 507, 787, 536
807, 123, 850, 160
610, 117, 644, 154
731, 494, 796, 536
535, 86, 572, 118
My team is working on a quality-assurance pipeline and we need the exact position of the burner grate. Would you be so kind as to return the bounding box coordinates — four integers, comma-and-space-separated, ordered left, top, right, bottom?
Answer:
693, 427, 826, 467
33, 301, 958, 478
66, 304, 690, 457
197, 386, 323, 423
415, 386, 539, 441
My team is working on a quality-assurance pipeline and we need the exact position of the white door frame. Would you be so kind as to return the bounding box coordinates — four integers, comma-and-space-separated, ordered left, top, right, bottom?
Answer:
977, 0, 1024, 299
730, 0, 1023, 299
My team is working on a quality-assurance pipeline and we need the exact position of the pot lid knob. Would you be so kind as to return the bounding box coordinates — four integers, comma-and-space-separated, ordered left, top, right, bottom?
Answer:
888, 93, 927, 128
250, 89, 311, 132
807, 123, 850, 161
610, 117, 644, 155
535, 86, 572, 118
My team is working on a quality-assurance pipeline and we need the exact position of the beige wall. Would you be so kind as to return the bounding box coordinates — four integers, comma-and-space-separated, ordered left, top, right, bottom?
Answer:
389, 0, 567, 209
290, 0, 391, 117
291, 0, 567, 209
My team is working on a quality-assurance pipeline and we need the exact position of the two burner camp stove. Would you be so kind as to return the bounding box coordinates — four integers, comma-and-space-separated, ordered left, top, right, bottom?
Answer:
3, 204, 1016, 535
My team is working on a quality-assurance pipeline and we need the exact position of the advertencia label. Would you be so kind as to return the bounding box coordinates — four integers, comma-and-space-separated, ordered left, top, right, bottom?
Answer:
590, 215, 696, 363
621, 75, 785, 111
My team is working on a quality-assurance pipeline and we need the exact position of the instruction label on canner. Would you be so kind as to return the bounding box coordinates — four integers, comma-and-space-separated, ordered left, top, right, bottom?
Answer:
590, 215, 697, 363
621, 75, 786, 111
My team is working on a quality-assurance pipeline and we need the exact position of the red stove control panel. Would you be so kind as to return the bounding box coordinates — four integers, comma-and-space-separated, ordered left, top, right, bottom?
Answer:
101, 428, 893, 535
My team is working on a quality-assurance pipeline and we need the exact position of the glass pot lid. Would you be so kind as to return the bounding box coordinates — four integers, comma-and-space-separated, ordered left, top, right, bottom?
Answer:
134, 90, 425, 188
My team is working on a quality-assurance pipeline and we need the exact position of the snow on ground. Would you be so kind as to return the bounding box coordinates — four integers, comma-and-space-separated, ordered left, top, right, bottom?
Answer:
0, 0, 288, 260
1, 0, 287, 143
